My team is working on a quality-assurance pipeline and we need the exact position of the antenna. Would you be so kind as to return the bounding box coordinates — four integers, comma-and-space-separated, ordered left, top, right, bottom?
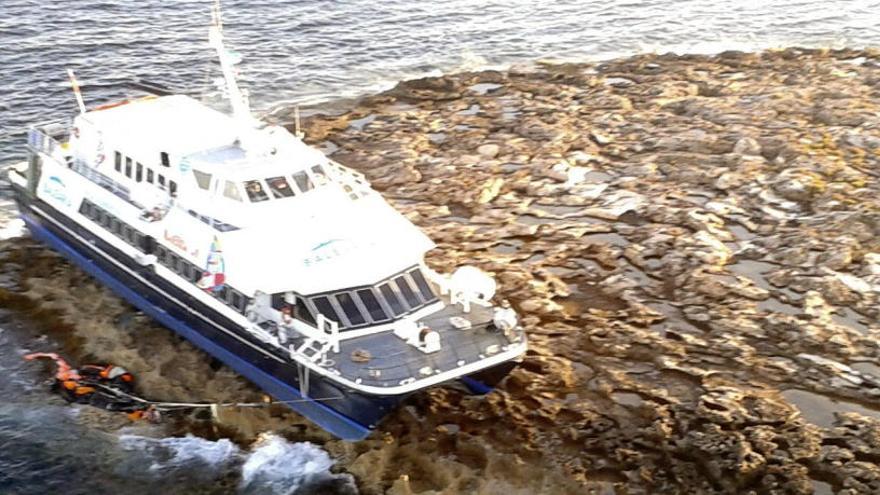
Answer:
208, 0, 253, 125
67, 69, 87, 114
294, 105, 304, 139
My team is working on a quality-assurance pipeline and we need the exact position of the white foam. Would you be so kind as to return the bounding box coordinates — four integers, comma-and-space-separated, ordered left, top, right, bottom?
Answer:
117, 432, 353, 494
119, 433, 240, 475
239, 433, 348, 495
0, 218, 25, 240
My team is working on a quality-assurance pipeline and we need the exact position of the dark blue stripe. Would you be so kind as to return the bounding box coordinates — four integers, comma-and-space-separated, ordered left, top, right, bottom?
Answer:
22, 212, 372, 440
460, 376, 493, 395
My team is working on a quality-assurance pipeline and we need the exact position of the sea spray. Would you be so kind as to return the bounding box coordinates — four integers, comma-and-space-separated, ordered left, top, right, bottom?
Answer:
117, 434, 240, 481
116, 432, 356, 494
239, 433, 357, 495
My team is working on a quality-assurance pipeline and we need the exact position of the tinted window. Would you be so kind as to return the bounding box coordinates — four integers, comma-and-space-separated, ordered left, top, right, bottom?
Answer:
231, 292, 242, 310
296, 297, 316, 325
267, 176, 294, 198
169, 181, 177, 196
310, 165, 329, 186
193, 170, 212, 190
395, 276, 421, 308
160, 152, 170, 167
378, 283, 406, 316
223, 181, 242, 201
244, 180, 269, 202
291, 172, 313, 192
409, 269, 436, 302
158, 175, 166, 187
125, 157, 132, 178
312, 296, 341, 323
335, 292, 366, 326
114, 152, 122, 172
271, 293, 285, 310
356, 289, 389, 322
147, 168, 154, 183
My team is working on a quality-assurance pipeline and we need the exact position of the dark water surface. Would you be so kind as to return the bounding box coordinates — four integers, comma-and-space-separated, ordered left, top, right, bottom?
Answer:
1, 0, 879, 161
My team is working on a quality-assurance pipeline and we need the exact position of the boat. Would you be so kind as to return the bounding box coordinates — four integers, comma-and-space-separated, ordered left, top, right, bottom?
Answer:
3, 2, 527, 440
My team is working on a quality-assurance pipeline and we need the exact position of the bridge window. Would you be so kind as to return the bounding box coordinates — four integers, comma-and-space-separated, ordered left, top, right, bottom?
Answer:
147, 168, 154, 183
378, 283, 406, 316
295, 297, 316, 325
394, 275, 421, 309
335, 292, 366, 326
125, 157, 132, 178
291, 171, 313, 193
356, 288, 389, 322
223, 180, 242, 202
114, 152, 122, 172
312, 296, 341, 323
193, 170, 212, 190
136, 163, 143, 182
267, 176, 294, 198
160, 152, 170, 167
244, 180, 269, 202
409, 269, 436, 302
310, 165, 329, 186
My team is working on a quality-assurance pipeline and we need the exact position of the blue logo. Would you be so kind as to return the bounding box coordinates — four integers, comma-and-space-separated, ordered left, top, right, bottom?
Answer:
304, 238, 355, 267
42, 176, 71, 207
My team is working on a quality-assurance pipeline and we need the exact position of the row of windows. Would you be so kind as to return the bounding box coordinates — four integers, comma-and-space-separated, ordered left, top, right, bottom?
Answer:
154, 244, 251, 314
277, 268, 438, 331
114, 151, 177, 196
79, 200, 250, 316
194, 163, 362, 204
80, 200, 149, 251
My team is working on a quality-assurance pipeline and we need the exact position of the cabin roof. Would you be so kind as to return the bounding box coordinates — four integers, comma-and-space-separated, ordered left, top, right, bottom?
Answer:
81, 95, 238, 155
182, 139, 327, 179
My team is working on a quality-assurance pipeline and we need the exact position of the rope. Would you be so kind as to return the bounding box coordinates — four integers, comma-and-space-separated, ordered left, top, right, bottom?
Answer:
86, 381, 342, 412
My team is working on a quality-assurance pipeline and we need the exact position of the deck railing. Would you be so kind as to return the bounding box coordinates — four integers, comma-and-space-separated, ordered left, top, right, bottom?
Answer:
27, 123, 69, 166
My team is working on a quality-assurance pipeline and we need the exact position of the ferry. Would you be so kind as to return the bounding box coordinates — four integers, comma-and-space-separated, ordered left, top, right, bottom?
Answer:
3, 3, 527, 440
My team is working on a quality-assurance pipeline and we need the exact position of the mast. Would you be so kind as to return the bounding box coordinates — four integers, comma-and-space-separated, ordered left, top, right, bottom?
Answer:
208, 0, 255, 127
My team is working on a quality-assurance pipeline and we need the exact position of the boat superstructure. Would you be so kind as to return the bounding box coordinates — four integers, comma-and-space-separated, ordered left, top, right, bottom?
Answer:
4, 3, 527, 439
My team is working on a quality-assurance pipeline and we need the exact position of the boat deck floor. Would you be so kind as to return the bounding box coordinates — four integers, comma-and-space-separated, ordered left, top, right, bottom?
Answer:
293, 301, 515, 388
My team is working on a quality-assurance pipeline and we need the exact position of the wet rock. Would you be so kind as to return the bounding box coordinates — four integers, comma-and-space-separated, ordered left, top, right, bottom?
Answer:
477, 143, 500, 158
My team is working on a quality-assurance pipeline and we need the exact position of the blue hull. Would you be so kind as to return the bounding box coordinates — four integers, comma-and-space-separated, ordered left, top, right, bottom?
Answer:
14, 191, 510, 440
16, 195, 393, 440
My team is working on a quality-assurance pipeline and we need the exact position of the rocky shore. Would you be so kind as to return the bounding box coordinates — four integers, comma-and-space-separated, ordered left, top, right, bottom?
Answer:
3, 47, 880, 494
292, 47, 880, 494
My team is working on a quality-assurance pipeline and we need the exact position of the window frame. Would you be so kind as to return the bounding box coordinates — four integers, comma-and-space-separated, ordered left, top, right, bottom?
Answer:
243, 179, 270, 202
334, 291, 367, 327
266, 176, 295, 198
355, 288, 392, 323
